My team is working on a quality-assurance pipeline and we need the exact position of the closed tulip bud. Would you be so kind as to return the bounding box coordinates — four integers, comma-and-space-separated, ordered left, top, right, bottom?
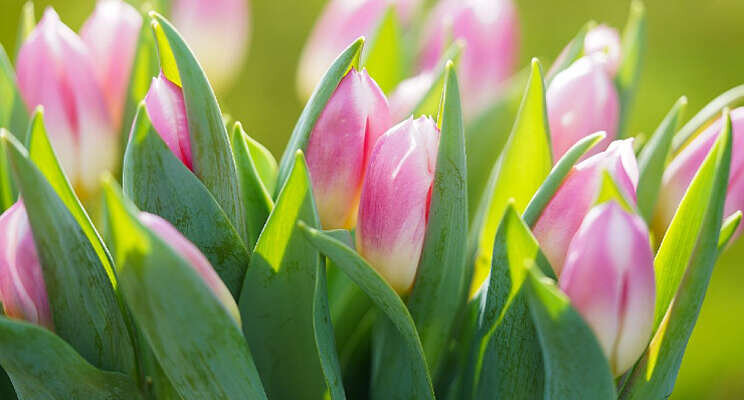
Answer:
306, 68, 392, 229
297, 0, 422, 99
533, 139, 638, 276
144, 72, 193, 170
418, 0, 519, 117
80, 0, 142, 130
138, 212, 240, 324
547, 56, 619, 160
356, 116, 439, 294
656, 107, 744, 238
170, 0, 251, 93
17, 8, 117, 194
560, 201, 655, 376
583, 24, 622, 77
0, 202, 54, 330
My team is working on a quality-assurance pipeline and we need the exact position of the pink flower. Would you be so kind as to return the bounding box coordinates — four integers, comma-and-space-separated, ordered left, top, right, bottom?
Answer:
533, 139, 639, 276
306, 68, 392, 229
0, 201, 54, 330
584, 24, 622, 77
356, 116, 439, 294
144, 72, 193, 170
560, 201, 655, 376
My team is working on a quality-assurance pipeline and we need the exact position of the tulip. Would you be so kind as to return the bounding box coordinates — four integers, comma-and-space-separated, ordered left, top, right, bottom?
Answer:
418, 0, 519, 117
138, 212, 240, 324
547, 56, 619, 160
560, 201, 655, 376
297, 0, 422, 99
655, 107, 744, 237
305, 68, 392, 229
356, 116, 439, 294
533, 139, 638, 276
583, 24, 622, 77
170, 0, 251, 93
80, 0, 142, 130
0, 201, 54, 330
388, 71, 435, 123
144, 72, 193, 170
16, 8, 117, 195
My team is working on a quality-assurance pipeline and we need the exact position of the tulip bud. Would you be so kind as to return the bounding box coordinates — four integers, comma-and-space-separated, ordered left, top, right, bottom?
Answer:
16, 8, 117, 194
388, 71, 435, 123
170, 0, 251, 93
356, 116, 439, 294
418, 0, 519, 117
306, 68, 392, 229
297, 0, 422, 99
138, 212, 240, 324
144, 72, 193, 170
80, 0, 142, 130
583, 24, 622, 77
547, 56, 619, 160
559, 201, 655, 376
656, 107, 744, 238
0, 202, 54, 330
533, 139, 638, 276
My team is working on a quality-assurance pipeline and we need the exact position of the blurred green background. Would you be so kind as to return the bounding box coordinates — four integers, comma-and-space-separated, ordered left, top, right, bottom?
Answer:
2, 0, 743, 398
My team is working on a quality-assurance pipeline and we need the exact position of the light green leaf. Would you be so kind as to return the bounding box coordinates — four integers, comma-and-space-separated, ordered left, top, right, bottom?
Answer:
362, 7, 404, 93
244, 134, 278, 196
616, 0, 646, 138
719, 211, 742, 252
103, 181, 267, 400
412, 42, 464, 119
594, 171, 636, 212
0, 43, 28, 211
672, 84, 744, 152
13, 2, 35, 60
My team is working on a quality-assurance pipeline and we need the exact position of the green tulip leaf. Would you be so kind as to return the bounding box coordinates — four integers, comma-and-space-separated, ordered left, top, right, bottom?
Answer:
13, 2, 35, 59
672, 84, 744, 152
123, 104, 250, 297
362, 7, 405, 94
239, 152, 330, 400
616, 0, 647, 138
243, 133, 278, 196
545, 21, 592, 85
275, 38, 364, 197
412, 41, 464, 119
719, 211, 742, 252
103, 181, 267, 400
313, 261, 346, 400
0, 43, 28, 211
594, 170, 636, 213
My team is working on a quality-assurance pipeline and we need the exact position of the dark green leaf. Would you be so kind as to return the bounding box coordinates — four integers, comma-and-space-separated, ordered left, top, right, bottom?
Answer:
313, 261, 346, 400
616, 0, 646, 138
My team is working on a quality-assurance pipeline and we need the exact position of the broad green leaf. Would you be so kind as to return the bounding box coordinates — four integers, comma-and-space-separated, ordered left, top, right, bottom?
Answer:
412, 42, 464, 118
275, 39, 364, 197
0, 366, 14, 400
652, 110, 732, 330
149, 13, 245, 240
672, 84, 744, 152
0, 317, 142, 400
0, 43, 28, 211
620, 107, 732, 400
522, 131, 606, 226
616, 0, 646, 138
637, 97, 687, 221
470, 59, 552, 297
719, 211, 742, 252
244, 134, 278, 195
2, 133, 135, 376
526, 268, 617, 399
545, 21, 592, 85
13, 2, 35, 60
103, 181, 267, 400
239, 152, 328, 400
313, 261, 346, 400
230, 122, 273, 250
362, 7, 404, 93
298, 224, 435, 400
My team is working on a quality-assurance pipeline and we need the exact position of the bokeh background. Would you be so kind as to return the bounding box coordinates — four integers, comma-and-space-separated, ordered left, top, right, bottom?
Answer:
2, 0, 743, 398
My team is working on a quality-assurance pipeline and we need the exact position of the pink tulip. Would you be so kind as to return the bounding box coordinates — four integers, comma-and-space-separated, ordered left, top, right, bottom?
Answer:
584, 24, 622, 77
547, 56, 619, 160
144, 72, 193, 170
0, 202, 54, 330
80, 0, 142, 130
16, 8, 117, 194
388, 71, 435, 123
306, 68, 392, 229
170, 0, 251, 93
418, 0, 519, 117
139, 212, 240, 324
560, 201, 655, 376
297, 0, 423, 98
356, 116, 439, 294
656, 107, 744, 238
533, 139, 639, 276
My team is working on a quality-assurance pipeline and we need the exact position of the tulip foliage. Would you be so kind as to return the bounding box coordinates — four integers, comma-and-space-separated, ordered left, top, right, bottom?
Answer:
0, 1, 741, 400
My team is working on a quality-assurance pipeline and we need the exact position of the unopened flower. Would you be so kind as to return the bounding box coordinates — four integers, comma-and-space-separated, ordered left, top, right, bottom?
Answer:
144, 72, 193, 170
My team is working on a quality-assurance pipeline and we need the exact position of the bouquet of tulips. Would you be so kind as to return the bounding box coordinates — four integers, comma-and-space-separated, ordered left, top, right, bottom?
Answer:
0, 0, 741, 399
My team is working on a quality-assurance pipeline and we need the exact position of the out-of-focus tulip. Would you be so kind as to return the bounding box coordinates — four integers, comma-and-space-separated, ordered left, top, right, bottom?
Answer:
418, 0, 519, 117
533, 139, 638, 276
547, 56, 620, 160
138, 212, 240, 324
560, 201, 655, 376
388, 71, 435, 123
80, 0, 142, 129
306, 68, 392, 229
170, 0, 251, 93
297, 0, 422, 99
356, 116, 439, 294
0, 201, 54, 330
16, 8, 117, 195
584, 24, 622, 77
656, 107, 744, 237
144, 72, 193, 170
